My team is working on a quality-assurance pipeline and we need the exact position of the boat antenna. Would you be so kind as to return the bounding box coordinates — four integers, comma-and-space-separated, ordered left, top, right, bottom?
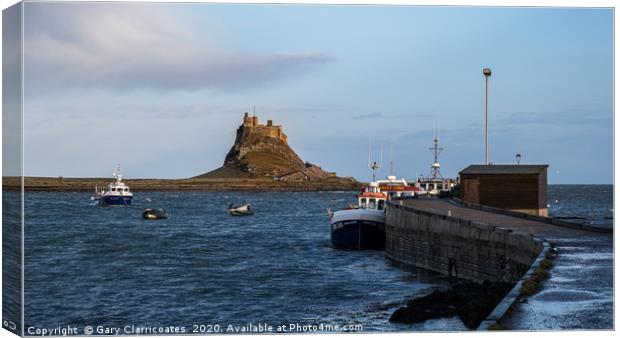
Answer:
436, 108, 441, 140
390, 144, 394, 176
368, 138, 371, 168
380, 144, 383, 171
253, 105, 256, 116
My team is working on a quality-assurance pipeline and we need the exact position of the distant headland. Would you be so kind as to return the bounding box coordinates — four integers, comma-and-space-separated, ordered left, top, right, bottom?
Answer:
3, 112, 361, 192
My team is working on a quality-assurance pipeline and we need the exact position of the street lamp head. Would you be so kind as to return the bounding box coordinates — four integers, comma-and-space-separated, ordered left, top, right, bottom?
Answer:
483, 68, 492, 77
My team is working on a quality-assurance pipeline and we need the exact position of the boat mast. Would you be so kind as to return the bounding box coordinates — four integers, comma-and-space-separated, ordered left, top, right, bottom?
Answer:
114, 164, 123, 183
428, 124, 444, 180
389, 144, 394, 176
368, 140, 382, 182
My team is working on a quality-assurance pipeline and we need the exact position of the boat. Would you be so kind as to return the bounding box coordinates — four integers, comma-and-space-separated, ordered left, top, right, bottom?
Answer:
328, 147, 413, 250
91, 165, 133, 206
228, 203, 254, 216
143, 208, 168, 220
329, 154, 389, 250
329, 181, 387, 250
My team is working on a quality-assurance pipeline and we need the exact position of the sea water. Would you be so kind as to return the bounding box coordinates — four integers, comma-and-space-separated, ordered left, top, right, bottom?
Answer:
3, 185, 612, 333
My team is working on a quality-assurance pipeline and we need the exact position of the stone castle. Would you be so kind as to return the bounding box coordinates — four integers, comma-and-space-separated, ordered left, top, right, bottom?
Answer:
240, 112, 288, 143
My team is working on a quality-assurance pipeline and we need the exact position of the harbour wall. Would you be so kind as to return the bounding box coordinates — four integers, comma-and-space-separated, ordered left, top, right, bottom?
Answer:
385, 202, 544, 283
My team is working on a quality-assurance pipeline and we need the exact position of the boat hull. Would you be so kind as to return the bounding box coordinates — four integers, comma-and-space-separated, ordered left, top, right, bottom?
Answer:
330, 209, 386, 250
100, 195, 133, 206
229, 210, 254, 216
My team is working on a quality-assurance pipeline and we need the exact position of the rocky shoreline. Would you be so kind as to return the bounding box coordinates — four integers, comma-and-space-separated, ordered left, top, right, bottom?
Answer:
389, 280, 514, 329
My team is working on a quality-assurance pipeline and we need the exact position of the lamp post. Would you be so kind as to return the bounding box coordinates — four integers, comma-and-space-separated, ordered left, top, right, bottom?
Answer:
516, 153, 521, 165
483, 68, 492, 165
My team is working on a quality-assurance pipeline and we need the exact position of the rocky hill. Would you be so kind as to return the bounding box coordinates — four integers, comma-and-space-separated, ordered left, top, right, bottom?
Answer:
195, 113, 359, 185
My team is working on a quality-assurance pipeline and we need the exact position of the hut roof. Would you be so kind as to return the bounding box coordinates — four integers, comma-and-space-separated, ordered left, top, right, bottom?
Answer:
459, 164, 548, 175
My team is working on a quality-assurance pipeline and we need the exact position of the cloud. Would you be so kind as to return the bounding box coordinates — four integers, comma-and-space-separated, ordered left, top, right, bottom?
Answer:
497, 107, 612, 128
23, 3, 332, 96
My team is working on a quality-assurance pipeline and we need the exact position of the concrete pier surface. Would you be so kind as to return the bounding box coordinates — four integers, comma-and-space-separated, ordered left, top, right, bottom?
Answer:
397, 199, 613, 330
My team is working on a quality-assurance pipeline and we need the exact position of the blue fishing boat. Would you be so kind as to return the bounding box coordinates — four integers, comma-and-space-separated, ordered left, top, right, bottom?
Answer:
328, 154, 388, 250
91, 165, 133, 206
328, 181, 387, 250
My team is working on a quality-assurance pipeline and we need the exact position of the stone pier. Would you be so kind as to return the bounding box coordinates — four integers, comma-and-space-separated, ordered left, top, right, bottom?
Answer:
386, 199, 544, 283
385, 198, 613, 329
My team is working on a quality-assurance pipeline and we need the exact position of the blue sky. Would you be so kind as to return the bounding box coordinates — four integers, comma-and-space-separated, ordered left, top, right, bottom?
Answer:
15, 3, 613, 183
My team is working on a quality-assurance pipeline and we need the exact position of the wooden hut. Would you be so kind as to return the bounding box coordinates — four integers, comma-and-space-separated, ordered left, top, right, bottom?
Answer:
459, 164, 549, 216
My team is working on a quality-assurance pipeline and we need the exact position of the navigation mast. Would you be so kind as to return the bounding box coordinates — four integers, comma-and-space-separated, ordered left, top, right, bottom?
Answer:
368, 141, 383, 182
427, 125, 444, 180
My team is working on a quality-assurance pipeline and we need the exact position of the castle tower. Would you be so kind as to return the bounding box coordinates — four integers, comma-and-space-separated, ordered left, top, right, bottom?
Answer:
243, 112, 252, 126
238, 112, 288, 143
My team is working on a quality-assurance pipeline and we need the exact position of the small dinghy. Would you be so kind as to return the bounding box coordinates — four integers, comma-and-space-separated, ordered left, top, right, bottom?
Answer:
228, 203, 254, 216
143, 208, 168, 220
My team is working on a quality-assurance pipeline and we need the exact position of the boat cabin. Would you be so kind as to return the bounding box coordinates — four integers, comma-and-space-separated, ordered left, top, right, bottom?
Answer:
376, 175, 420, 199
107, 185, 130, 193
94, 175, 131, 196
357, 182, 388, 210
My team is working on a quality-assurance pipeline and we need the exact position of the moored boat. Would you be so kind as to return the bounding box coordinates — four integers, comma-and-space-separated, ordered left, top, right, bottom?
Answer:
328, 182, 387, 250
143, 208, 168, 220
91, 165, 133, 206
228, 203, 254, 216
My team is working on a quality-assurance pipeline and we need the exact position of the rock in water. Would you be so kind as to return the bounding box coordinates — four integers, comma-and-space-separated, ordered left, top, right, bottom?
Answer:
389, 281, 514, 329
389, 289, 458, 324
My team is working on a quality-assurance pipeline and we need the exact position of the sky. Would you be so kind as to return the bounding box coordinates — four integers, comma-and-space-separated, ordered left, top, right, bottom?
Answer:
6, 2, 613, 183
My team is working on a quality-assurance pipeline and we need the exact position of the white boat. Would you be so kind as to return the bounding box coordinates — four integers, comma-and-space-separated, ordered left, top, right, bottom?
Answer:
228, 203, 254, 216
91, 165, 133, 206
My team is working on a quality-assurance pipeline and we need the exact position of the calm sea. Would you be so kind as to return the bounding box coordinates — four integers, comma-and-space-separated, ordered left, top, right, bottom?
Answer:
2, 185, 612, 334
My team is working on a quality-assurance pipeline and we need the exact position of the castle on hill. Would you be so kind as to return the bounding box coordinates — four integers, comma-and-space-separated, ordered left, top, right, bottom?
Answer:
241, 112, 288, 143
193, 111, 355, 185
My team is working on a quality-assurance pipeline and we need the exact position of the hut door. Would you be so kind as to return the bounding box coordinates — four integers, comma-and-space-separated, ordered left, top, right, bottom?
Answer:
465, 179, 480, 204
